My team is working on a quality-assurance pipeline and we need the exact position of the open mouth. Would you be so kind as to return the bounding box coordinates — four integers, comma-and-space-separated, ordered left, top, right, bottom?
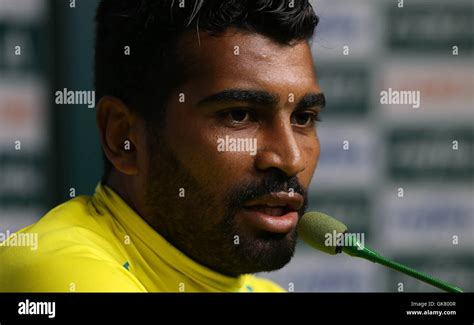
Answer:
243, 205, 293, 217
239, 192, 303, 233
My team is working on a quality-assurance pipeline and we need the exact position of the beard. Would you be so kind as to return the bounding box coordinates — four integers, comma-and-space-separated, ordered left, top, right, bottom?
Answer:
143, 135, 308, 277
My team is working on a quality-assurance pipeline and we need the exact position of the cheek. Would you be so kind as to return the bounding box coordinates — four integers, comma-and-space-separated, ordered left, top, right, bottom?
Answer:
198, 133, 254, 184
313, 138, 321, 167
166, 120, 245, 189
301, 137, 320, 186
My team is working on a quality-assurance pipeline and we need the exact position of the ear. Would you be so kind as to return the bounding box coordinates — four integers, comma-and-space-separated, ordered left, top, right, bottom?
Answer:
96, 96, 139, 176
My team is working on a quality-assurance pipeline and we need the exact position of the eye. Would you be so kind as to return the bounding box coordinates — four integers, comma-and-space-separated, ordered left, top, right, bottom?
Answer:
230, 109, 250, 122
219, 108, 256, 124
291, 111, 321, 127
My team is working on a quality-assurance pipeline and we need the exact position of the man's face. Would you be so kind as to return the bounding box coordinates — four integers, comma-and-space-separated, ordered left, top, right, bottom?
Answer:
142, 29, 322, 276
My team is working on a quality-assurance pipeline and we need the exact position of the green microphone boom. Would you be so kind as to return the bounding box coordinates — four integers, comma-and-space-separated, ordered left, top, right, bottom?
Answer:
298, 211, 464, 293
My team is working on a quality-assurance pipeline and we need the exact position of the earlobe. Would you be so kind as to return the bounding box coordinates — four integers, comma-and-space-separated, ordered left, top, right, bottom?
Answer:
96, 96, 139, 176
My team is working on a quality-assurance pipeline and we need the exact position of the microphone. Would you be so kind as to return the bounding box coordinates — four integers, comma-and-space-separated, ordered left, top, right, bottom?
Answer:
298, 211, 464, 293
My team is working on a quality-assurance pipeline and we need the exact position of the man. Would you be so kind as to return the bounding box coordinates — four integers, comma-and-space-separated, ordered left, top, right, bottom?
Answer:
0, 0, 324, 292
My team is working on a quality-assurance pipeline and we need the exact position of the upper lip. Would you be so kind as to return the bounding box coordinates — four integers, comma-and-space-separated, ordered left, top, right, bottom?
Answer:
242, 192, 304, 212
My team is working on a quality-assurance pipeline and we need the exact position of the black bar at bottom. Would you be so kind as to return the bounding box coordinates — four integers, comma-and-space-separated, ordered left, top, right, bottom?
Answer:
0, 293, 471, 322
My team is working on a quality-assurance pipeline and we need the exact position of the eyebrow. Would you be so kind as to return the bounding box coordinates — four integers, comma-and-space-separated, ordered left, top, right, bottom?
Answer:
197, 88, 326, 110
197, 89, 280, 107
295, 93, 326, 110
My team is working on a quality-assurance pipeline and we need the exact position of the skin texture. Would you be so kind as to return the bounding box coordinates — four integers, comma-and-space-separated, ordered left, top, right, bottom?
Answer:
96, 29, 323, 277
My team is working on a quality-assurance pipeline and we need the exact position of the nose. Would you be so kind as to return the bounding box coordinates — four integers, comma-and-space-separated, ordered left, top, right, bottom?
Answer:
255, 118, 305, 177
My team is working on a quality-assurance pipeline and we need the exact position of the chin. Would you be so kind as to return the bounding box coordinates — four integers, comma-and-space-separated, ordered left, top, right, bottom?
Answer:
230, 229, 298, 274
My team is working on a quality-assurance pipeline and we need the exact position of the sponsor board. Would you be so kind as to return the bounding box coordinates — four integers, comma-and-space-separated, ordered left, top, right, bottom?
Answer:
378, 187, 474, 253
260, 249, 378, 292
0, 0, 50, 234
385, 255, 474, 292
0, 207, 43, 233
317, 64, 370, 116
0, 21, 48, 74
378, 62, 474, 122
0, 0, 46, 21
0, 81, 49, 150
386, 127, 473, 181
0, 153, 47, 203
311, 0, 379, 59
386, 0, 473, 53
307, 190, 372, 237
312, 122, 378, 187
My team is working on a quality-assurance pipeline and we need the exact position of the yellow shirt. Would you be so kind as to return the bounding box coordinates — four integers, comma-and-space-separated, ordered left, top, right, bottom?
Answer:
0, 184, 285, 292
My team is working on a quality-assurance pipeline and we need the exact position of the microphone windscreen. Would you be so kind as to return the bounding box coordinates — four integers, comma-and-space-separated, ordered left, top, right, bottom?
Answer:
298, 211, 348, 255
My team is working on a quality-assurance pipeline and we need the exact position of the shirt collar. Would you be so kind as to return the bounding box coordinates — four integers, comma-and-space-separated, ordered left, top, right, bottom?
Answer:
91, 183, 247, 292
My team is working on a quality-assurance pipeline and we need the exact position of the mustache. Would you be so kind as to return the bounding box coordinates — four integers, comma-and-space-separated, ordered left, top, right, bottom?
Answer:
226, 170, 308, 211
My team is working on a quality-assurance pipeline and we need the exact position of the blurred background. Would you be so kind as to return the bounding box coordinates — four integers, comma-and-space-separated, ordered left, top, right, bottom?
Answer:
0, 0, 472, 292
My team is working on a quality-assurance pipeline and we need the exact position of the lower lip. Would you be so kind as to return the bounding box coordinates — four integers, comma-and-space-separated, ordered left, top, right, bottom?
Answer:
239, 208, 299, 233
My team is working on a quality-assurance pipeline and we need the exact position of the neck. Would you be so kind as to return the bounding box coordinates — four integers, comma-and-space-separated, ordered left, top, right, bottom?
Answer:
104, 171, 140, 215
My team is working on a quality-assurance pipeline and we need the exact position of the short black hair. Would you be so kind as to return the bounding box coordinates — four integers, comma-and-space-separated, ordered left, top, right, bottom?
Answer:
95, 0, 319, 181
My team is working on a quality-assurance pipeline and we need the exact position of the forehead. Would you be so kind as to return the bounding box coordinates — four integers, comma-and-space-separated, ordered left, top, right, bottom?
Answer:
177, 29, 319, 97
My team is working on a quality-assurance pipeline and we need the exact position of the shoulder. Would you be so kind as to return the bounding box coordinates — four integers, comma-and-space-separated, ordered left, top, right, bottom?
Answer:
0, 197, 145, 292
0, 249, 146, 292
